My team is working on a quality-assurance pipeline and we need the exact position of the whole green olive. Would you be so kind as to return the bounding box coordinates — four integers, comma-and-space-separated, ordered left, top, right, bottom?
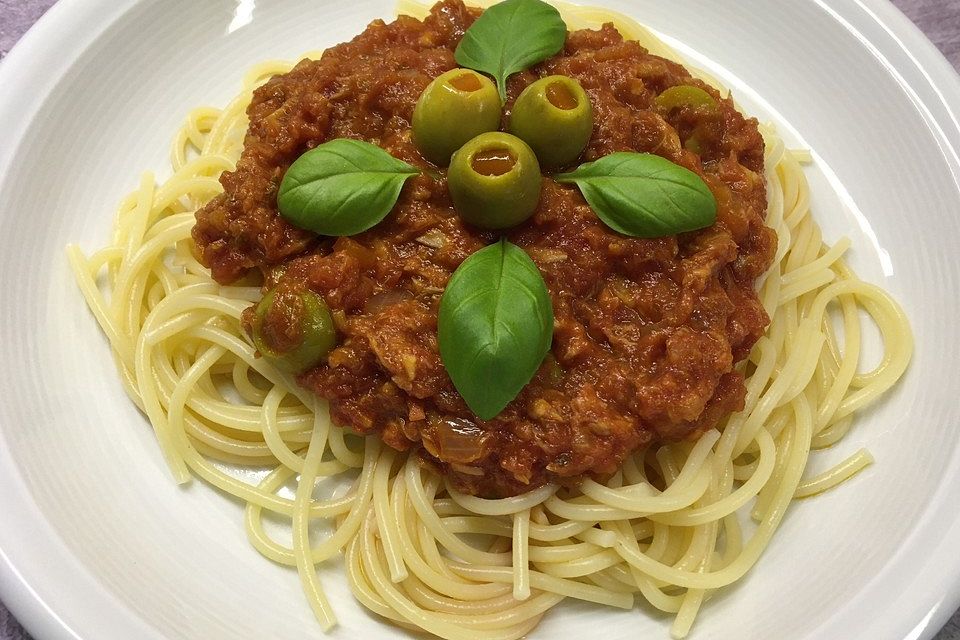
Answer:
251, 288, 336, 371
448, 132, 542, 230
508, 75, 593, 170
654, 85, 719, 155
412, 68, 501, 166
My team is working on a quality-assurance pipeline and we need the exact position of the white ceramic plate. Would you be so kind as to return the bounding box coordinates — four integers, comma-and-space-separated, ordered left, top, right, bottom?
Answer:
1, 1, 958, 638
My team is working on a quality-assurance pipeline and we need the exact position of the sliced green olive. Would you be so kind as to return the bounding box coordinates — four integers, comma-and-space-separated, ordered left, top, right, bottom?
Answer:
542, 354, 564, 387
251, 289, 336, 371
654, 85, 717, 111
508, 75, 593, 169
448, 132, 541, 229
412, 68, 501, 166
684, 133, 707, 155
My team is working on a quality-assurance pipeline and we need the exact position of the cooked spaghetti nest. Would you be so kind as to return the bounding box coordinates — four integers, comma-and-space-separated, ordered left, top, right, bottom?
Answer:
66, 2, 912, 638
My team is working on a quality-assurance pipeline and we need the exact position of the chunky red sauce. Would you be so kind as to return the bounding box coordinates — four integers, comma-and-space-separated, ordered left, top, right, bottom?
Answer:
192, 0, 775, 497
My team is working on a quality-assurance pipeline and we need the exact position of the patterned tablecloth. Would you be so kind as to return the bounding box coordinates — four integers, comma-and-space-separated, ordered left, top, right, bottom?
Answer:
1, 0, 959, 638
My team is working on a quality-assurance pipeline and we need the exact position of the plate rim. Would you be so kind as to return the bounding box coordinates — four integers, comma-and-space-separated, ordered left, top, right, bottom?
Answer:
1, 0, 959, 639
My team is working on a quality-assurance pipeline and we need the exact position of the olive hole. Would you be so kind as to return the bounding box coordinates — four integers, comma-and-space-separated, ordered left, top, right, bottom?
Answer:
450, 73, 483, 92
471, 149, 517, 176
546, 82, 579, 110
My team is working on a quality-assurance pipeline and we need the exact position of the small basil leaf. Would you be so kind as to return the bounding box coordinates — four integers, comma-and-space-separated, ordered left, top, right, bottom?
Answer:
455, 0, 567, 103
555, 152, 717, 237
438, 239, 554, 420
277, 138, 419, 236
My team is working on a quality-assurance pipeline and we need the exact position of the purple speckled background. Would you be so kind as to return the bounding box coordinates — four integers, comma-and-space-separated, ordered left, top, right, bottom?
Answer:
1, 0, 960, 638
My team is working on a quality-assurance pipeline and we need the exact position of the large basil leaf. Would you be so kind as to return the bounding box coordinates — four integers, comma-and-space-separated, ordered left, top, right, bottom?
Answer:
438, 239, 554, 420
455, 0, 567, 103
555, 152, 717, 237
277, 138, 419, 236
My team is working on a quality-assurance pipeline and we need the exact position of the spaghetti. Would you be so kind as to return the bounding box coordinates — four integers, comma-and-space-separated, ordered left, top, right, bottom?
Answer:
66, 2, 912, 638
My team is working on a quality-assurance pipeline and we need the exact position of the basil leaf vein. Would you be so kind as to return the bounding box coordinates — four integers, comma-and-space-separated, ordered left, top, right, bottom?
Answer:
555, 152, 717, 237
438, 239, 554, 420
455, 0, 567, 102
277, 138, 419, 236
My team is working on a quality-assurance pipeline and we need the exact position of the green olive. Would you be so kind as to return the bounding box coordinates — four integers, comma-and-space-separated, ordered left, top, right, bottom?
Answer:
508, 75, 593, 170
654, 85, 717, 111
251, 289, 336, 371
655, 86, 719, 155
448, 132, 541, 230
412, 68, 501, 166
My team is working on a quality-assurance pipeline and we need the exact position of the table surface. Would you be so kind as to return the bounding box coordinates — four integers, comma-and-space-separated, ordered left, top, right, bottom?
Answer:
2, 0, 960, 638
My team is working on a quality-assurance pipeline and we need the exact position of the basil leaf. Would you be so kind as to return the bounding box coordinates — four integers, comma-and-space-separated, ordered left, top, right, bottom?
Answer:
555, 152, 717, 237
438, 239, 554, 420
455, 0, 567, 103
277, 138, 419, 236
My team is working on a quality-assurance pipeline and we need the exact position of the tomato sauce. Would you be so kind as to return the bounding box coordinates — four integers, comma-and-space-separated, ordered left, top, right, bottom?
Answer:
192, 0, 775, 497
